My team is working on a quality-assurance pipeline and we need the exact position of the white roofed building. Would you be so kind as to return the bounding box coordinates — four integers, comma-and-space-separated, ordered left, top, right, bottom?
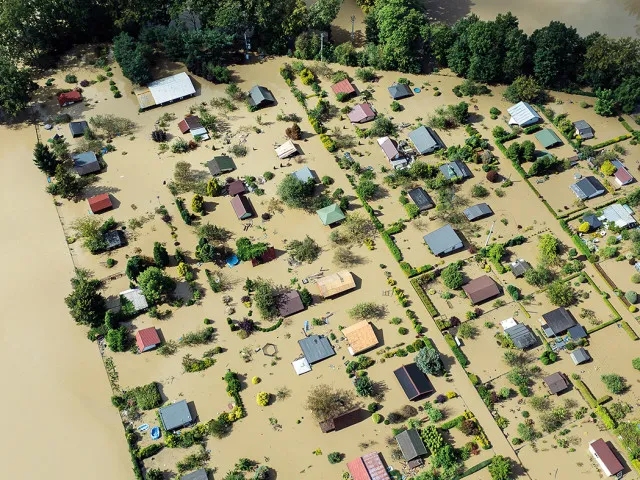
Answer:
137, 72, 196, 110
508, 102, 541, 127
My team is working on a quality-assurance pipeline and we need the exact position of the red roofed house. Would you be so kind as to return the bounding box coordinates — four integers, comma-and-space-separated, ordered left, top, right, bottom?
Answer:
331, 78, 356, 99
348, 103, 376, 124
58, 90, 83, 107
589, 439, 623, 477
251, 246, 276, 266
178, 116, 202, 134
614, 163, 634, 186
227, 180, 247, 196
136, 327, 161, 353
88, 193, 113, 214
347, 452, 391, 480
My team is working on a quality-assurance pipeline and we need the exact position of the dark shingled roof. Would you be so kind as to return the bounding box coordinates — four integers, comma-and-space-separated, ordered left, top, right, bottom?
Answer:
396, 429, 428, 461
248, 85, 275, 107
542, 307, 577, 336
407, 187, 434, 211
423, 224, 464, 256
543, 372, 568, 395
504, 323, 537, 349
570, 176, 605, 200
388, 83, 413, 100
590, 439, 624, 476
69, 121, 89, 138
181, 469, 208, 480
104, 230, 126, 250
394, 363, 434, 400
568, 324, 587, 340
278, 290, 305, 317
227, 180, 246, 196
510, 259, 532, 278
582, 214, 602, 230
439, 160, 471, 181
463, 203, 493, 221
319, 407, 363, 433
159, 400, 193, 431
298, 335, 335, 364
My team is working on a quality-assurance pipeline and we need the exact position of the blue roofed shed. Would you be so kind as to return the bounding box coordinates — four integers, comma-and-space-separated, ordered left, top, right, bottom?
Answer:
159, 400, 193, 431
298, 335, 335, 364
292, 166, 317, 183
72, 151, 100, 176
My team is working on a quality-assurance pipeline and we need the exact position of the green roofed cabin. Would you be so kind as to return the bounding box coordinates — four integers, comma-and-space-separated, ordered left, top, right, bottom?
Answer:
317, 204, 345, 227
535, 128, 563, 149
207, 156, 236, 176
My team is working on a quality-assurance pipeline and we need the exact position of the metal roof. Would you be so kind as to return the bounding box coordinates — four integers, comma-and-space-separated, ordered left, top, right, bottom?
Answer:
120, 288, 149, 311
396, 429, 428, 461
348, 103, 376, 123
407, 187, 434, 211
181, 469, 208, 480
331, 78, 356, 95
72, 151, 100, 175
408, 126, 444, 154
542, 308, 577, 336
377, 136, 401, 161
439, 160, 471, 180
590, 439, 624, 476
146, 72, 195, 106
394, 363, 434, 400
504, 323, 537, 349
510, 259, 532, 278
207, 156, 236, 176
423, 224, 463, 256
275, 140, 298, 159
535, 128, 563, 148
317, 204, 345, 226
227, 180, 246, 196
135, 327, 160, 351
88, 193, 112, 213
601, 203, 636, 228
291, 166, 316, 183
463, 203, 493, 221
159, 400, 193, 431
298, 335, 335, 364
69, 121, 89, 137
570, 347, 590, 365
570, 176, 605, 200
231, 194, 252, 219
248, 85, 275, 107
507, 101, 541, 126
388, 83, 412, 100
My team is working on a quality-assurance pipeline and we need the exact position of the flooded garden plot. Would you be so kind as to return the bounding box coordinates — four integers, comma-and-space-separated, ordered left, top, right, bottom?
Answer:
598, 257, 640, 299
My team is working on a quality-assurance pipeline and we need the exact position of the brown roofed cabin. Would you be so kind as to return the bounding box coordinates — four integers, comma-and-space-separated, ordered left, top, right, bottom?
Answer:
88, 193, 113, 214
589, 439, 624, 477
316, 271, 356, 298
278, 290, 305, 317
58, 90, 83, 107
227, 180, 246, 196
462, 275, 501, 305
331, 78, 356, 99
342, 321, 378, 355
251, 246, 276, 267
543, 372, 569, 395
319, 407, 363, 433
231, 194, 253, 220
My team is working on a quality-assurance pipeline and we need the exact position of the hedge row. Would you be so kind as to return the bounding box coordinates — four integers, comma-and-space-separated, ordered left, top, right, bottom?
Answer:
619, 117, 634, 133
632, 459, 640, 476
592, 134, 632, 149
410, 277, 440, 318
439, 414, 465, 430
595, 405, 617, 429
523, 124, 542, 134
597, 395, 612, 405
572, 377, 597, 408
587, 318, 621, 334
382, 232, 402, 261
255, 318, 283, 332
453, 459, 493, 480
444, 333, 469, 367
621, 321, 639, 340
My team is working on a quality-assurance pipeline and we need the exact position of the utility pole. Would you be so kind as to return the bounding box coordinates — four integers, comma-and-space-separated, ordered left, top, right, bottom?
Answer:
320, 32, 325, 62
350, 15, 355, 43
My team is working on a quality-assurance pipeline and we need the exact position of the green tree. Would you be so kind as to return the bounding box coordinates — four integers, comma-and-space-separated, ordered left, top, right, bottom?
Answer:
308, 0, 341, 31
614, 77, 640, 114
546, 280, 576, 307
48, 164, 84, 199
601, 374, 627, 394
521, 140, 536, 162
441, 263, 464, 289
106, 326, 129, 352
415, 347, 444, 375
0, 56, 36, 116
65, 269, 106, 327
206, 177, 222, 196
538, 234, 560, 265
488, 455, 513, 480
153, 242, 169, 268
236, 238, 269, 262
504, 76, 546, 103
354, 375, 374, 397
428, 22, 455, 67
582, 36, 640, 90
524, 265, 554, 287
126, 255, 150, 281
334, 42, 358, 66
355, 179, 379, 200
530, 21, 583, 88
287, 236, 321, 263
137, 267, 176, 304
33, 142, 59, 176
253, 278, 279, 320
197, 223, 231, 243
191, 194, 204, 213
113, 32, 152, 85
277, 175, 327, 211
594, 88, 617, 116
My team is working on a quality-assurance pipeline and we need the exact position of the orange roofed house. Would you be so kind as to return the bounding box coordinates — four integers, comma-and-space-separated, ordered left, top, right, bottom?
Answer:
88, 193, 113, 214
342, 321, 378, 355
347, 452, 390, 480
316, 271, 356, 298
58, 90, 83, 107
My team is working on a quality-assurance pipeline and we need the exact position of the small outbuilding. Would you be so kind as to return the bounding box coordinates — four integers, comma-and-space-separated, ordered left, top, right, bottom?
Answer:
589, 439, 624, 477
250, 246, 276, 267
570, 176, 606, 200
395, 428, 428, 464
377, 136, 402, 161
69, 121, 89, 138
58, 90, 83, 107
178, 116, 209, 140
231, 194, 253, 220
423, 224, 464, 257
504, 323, 537, 349
407, 187, 435, 211
463, 275, 501, 305
535, 128, 563, 149
463, 203, 493, 222
570, 347, 590, 365
298, 335, 335, 364
510, 259, 532, 278
227, 180, 247, 196
72, 151, 100, 176
158, 400, 193, 431
408, 125, 445, 155
88, 193, 113, 214
278, 290, 305, 317
319, 407, 363, 433
348, 103, 376, 123
542, 307, 577, 337
316, 204, 345, 227
574, 120, 594, 140
104, 230, 126, 250
348, 452, 391, 480
612, 160, 634, 186
394, 363, 434, 400
247, 85, 275, 109
439, 160, 471, 181
582, 213, 602, 230
543, 372, 569, 395
181, 469, 208, 480
388, 83, 413, 100
207, 156, 236, 176
342, 321, 378, 355
291, 165, 317, 183
275, 140, 298, 159
316, 271, 356, 298
331, 78, 356, 98
120, 288, 149, 312
507, 101, 541, 127
135, 327, 161, 353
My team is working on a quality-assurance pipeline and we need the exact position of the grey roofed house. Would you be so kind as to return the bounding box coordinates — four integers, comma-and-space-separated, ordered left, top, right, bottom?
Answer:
570, 176, 606, 200
103, 230, 126, 250
395, 429, 428, 461
394, 363, 434, 400
439, 160, 471, 181
600, 203, 637, 229
582, 213, 602, 230
207, 155, 236, 176
507, 101, 541, 127
292, 165, 317, 183
504, 323, 537, 349
247, 85, 275, 108
69, 121, 89, 138
72, 151, 100, 176
574, 120, 594, 139
542, 307, 577, 336
568, 324, 587, 340
510, 259, 532, 278
463, 203, 493, 221
181, 469, 208, 480
298, 335, 335, 364
120, 288, 149, 312
408, 125, 445, 154
570, 347, 590, 365
407, 187, 434, 211
388, 82, 413, 100
423, 224, 464, 256
159, 400, 193, 431
543, 372, 569, 395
